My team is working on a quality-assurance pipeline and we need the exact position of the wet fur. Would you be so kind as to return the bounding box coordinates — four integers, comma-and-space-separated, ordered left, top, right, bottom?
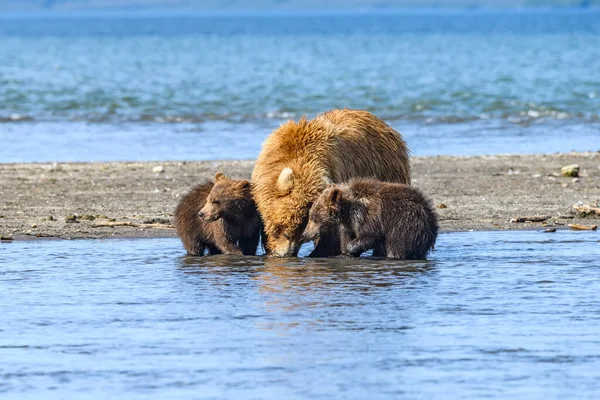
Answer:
252, 108, 411, 257
174, 177, 262, 256
304, 179, 438, 260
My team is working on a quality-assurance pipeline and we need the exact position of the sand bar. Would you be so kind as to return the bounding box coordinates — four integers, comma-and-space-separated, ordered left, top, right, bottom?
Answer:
1, 153, 599, 241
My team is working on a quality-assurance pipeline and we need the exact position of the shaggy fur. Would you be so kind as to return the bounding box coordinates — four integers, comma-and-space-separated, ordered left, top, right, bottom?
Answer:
174, 172, 262, 256
252, 108, 411, 257
303, 179, 438, 260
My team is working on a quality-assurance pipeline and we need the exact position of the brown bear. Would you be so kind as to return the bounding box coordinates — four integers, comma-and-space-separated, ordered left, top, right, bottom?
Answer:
302, 179, 438, 260
174, 172, 261, 256
252, 108, 411, 257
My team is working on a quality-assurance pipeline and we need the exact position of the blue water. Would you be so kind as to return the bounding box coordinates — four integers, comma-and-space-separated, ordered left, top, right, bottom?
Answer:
1, 9, 599, 162
1, 230, 600, 399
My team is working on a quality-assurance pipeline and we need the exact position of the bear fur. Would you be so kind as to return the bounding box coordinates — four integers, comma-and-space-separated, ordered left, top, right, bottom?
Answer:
174, 172, 261, 256
302, 179, 438, 260
252, 108, 411, 257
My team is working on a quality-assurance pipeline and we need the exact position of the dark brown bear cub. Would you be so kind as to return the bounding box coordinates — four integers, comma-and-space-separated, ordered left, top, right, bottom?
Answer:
302, 179, 438, 260
174, 172, 261, 256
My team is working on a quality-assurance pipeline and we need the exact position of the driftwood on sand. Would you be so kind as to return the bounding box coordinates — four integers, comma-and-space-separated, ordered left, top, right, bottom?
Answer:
568, 224, 598, 231
510, 215, 551, 223
572, 204, 600, 217
92, 221, 175, 229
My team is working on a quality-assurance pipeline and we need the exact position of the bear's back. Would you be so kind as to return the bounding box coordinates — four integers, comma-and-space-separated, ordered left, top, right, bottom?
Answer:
174, 182, 215, 255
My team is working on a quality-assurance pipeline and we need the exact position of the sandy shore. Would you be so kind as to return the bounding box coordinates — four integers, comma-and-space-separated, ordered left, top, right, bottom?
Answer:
1, 153, 599, 241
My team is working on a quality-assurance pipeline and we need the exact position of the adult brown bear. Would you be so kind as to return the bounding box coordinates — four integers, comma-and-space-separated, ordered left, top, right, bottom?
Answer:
252, 109, 411, 257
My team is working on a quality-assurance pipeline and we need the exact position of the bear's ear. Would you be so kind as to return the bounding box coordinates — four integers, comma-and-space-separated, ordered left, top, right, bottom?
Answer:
237, 180, 251, 190
327, 188, 343, 205
277, 167, 294, 195
215, 172, 228, 182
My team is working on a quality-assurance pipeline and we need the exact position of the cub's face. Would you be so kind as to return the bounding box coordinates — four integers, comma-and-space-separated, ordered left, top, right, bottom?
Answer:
198, 172, 251, 223
302, 187, 343, 243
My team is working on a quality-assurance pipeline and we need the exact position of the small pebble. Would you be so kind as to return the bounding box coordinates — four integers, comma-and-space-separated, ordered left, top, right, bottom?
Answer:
544, 227, 557, 233
65, 215, 79, 223
561, 164, 579, 177
437, 203, 448, 209
31, 224, 37, 228
532, 173, 542, 178
572, 178, 579, 183
152, 165, 165, 173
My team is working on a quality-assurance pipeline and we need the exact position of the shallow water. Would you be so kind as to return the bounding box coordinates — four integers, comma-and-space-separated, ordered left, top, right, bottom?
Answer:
1, 9, 600, 162
2, 230, 600, 399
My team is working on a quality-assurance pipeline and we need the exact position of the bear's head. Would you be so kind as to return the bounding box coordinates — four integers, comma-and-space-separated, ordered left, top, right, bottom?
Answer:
302, 185, 345, 243
198, 172, 253, 223
254, 166, 333, 257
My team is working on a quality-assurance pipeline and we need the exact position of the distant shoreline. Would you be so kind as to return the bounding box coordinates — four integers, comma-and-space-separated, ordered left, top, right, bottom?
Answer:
1, 7, 599, 17
1, 152, 598, 241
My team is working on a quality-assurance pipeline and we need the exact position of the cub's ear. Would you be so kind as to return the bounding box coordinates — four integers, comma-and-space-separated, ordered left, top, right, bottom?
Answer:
215, 172, 228, 181
327, 188, 343, 205
237, 180, 251, 190
277, 167, 294, 195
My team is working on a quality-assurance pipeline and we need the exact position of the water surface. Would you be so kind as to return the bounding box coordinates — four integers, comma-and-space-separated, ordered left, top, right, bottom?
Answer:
1, 10, 599, 162
2, 230, 600, 399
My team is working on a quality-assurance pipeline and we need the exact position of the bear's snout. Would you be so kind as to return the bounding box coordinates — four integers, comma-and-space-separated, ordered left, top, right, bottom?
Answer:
198, 206, 220, 222
301, 223, 320, 243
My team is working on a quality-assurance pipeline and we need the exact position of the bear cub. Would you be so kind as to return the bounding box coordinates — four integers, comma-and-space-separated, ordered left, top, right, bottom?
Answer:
174, 172, 261, 256
302, 179, 438, 260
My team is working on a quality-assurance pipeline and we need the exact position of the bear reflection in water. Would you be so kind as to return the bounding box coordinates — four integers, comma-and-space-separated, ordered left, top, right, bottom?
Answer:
178, 254, 435, 293
177, 254, 435, 329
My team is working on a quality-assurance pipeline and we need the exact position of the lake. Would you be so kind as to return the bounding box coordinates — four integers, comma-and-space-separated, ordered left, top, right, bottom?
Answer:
1, 9, 600, 162
1, 230, 600, 399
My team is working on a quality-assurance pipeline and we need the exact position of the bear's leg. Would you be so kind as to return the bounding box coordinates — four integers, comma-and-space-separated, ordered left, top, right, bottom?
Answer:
216, 241, 244, 256
206, 244, 222, 255
189, 242, 207, 256
213, 223, 244, 256
372, 242, 386, 258
309, 228, 341, 257
239, 227, 260, 256
384, 232, 411, 260
345, 235, 377, 257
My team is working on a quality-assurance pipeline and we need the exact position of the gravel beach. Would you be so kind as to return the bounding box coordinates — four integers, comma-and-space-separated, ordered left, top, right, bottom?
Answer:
1, 152, 599, 241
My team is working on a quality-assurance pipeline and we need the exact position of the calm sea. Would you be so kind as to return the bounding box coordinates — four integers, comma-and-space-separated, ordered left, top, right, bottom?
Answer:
1, 231, 600, 399
0, 9, 599, 162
